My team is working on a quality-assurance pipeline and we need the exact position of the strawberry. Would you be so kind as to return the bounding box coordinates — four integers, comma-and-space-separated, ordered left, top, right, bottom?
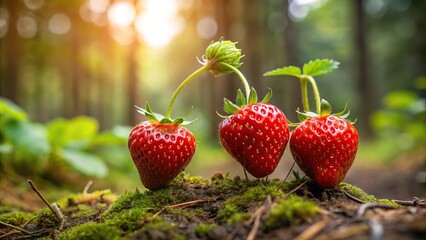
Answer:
265, 59, 359, 189
129, 121, 196, 190
290, 114, 359, 188
219, 101, 290, 178
128, 39, 244, 190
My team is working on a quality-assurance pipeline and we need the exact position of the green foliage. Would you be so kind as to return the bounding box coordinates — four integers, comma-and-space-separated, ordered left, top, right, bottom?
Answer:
263, 59, 339, 78
367, 88, 426, 162
265, 196, 319, 229
0, 212, 33, 227
195, 223, 216, 237
0, 98, 132, 180
56, 222, 121, 240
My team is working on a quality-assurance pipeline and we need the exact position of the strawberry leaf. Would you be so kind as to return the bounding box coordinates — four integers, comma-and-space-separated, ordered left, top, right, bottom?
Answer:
263, 66, 302, 78
160, 118, 172, 124
236, 89, 246, 106
223, 98, 240, 114
262, 88, 272, 103
172, 117, 184, 124
302, 59, 339, 77
248, 87, 258, 105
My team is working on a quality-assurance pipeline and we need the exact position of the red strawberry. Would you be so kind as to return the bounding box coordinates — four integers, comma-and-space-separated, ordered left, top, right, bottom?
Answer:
128, 121, 196, 190
290, 115, 359, 189
219, 99, 290, 178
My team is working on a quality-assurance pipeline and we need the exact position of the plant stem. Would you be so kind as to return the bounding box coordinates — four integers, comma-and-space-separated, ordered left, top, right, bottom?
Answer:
300, 78, 310, 112
165, 65, 209, 118
301, 75, 321, 114
221, 62, 250, 103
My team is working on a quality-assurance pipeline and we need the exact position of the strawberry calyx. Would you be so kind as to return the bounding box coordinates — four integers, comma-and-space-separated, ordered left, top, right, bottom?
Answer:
220, 88, 272, 117
136, 102, 197, 126
290, 99, 355, 127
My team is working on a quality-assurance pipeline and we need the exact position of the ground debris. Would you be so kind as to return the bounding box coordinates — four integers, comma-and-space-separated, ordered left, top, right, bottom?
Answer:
0, 173, 424, 240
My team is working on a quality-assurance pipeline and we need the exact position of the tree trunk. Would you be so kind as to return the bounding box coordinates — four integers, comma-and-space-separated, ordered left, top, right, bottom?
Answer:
2, 0, 20, 104
353, 0, 374, 137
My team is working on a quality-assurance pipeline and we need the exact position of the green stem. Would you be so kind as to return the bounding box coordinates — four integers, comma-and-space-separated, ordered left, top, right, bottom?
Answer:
301, 75, 321, 114
300, 78, 310, 112
165, 65, 209, 118
221, 62, 250, 103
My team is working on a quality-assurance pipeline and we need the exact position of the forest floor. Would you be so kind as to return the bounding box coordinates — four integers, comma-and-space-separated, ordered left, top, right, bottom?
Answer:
0, 160, 425, 240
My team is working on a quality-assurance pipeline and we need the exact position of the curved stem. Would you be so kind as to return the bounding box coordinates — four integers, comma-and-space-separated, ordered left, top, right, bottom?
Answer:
300, 78, 310, 112
302, 75, 321, 114
166, 65, 209, 118
221, 62, 250, 103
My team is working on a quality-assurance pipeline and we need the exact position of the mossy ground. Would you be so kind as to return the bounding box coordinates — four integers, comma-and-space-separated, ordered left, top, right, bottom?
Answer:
0, 173, 424, 240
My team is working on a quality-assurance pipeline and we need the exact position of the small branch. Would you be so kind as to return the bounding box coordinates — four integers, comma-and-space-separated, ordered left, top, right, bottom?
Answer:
294, 217, 330, 240
282, 178, 309, 199
393, 197, 425, 207
152, 197, 218, 218
0, 220, 36, 236
356, 203, 398, 217
82, 180, 93, 195
278, 161, 296, 189
246, 196, 271, 240
343, 190, 366, 204
27, 180, 63, 223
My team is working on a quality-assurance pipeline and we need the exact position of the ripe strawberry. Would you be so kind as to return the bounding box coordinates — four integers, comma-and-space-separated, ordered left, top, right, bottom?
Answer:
220, 102, 289, 178
290, 114, 359, 189
218, 88, 290, 178
128, 121, 196, 190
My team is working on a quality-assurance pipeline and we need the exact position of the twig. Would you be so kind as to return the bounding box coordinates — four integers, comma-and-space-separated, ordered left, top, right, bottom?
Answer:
243, 168, 249, 181
27, 180, 64, 223
152, 197, 218, 218
294, 217, 330, 240
82, 180, 93, 195
282, 178, 309, 199
393, 197, 425, 207
279, 161, 296, 188
343, 190, 366, 204
246, 196, 271, 240
0, 220, 36, 237
356, 203, 398, 217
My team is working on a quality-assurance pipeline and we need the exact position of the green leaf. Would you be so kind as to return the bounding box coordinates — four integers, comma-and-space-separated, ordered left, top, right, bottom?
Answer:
160, 118, 173, 124
248, 87, 258, 104
0, 98, 28, 121
181, 118, 198, 125
145, 102, 153, 113
302, 59, 339, 77
262, 88, 273, 103
2, 120, 50, 157
47, 116, 99, 149
236, 89, 246, 106
223, 98, 240, 115
60, 149, 108, 178
263, 66, 302, 78
172, 117, 184, 124
296, 110, 318, 121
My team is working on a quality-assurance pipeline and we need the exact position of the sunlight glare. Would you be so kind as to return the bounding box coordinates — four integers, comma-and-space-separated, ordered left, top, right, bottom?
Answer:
135, 0, 183, 48
108, 1, 136, 27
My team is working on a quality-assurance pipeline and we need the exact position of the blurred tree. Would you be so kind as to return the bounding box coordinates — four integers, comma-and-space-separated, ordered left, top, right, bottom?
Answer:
353, 0, 374, 137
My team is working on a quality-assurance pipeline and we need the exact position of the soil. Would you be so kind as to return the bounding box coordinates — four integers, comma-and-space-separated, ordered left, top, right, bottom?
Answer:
0, 173, 425, 240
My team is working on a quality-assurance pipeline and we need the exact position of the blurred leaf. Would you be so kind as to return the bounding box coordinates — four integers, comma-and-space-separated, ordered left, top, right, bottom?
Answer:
0, 98, 28, 121
370, 110, 406, 131
302, 59, 339, 77
60, 149, 108, 178
263, 66, 301, 78
0, 143, 13, 154
47, 116, 99, 149
384, 91, 417, 110
2, 119, 50, 157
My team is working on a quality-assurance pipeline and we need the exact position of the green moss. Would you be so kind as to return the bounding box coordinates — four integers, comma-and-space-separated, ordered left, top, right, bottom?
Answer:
103, 208, 151, 232
172, 173, 210, 186
0, 211, 33, 227
56, 190, 115, 209
195, 223, 216, 237
265, 196, 319, 230
339, 183, 376, 202
35, 208, 61, 229
56, 222, 121, 240
69, 205, 98, 219
127, 217, 184, 240
377, 199, 400, 207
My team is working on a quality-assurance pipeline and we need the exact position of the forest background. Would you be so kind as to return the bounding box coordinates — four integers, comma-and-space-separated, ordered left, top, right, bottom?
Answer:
0, 0, 425, 201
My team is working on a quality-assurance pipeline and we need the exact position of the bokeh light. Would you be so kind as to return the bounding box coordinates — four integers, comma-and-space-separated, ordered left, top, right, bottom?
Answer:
0, 8, 8, 38
17, 13, 37, 38
48, 13, 71, 35
197, 17, 217, 39
107, 1, 136, 27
